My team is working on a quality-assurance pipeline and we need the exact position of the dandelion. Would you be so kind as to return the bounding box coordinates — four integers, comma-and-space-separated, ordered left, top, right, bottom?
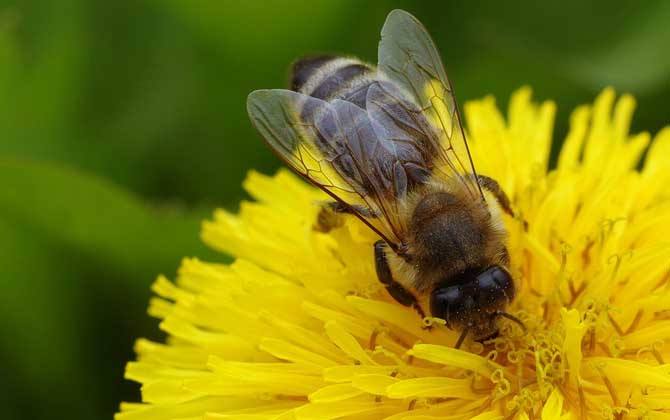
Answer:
116, 87, 670, 419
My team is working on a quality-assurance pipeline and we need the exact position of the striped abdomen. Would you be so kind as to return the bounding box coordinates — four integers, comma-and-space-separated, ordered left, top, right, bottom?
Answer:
291, 56, 377, 108
290, 55, 435, 198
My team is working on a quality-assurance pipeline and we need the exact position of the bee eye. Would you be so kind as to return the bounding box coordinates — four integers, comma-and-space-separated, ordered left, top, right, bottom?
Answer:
476, 266, 515, 303
430, 266, 515, 328
430, 284, 469, 327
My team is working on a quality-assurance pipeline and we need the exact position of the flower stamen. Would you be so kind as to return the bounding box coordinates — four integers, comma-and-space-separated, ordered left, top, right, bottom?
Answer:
567, 280, 587, 307
596, 366, 621, 410
407, 399, 417, 410
624, 310, 643, 335
578, 380, 587, 420
369, 327, 383, 350
608, 312, 626, 336
636, 341, 665, 364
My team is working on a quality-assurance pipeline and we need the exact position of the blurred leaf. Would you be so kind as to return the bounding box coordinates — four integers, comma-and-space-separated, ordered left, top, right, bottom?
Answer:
563, 1, 670, 93
0, 218, 98, 417
0, 9, 19, 94
0, 159, 220, 286
157, 0, 353, 56
0, 158, 222, 417
0, 0, 85, 159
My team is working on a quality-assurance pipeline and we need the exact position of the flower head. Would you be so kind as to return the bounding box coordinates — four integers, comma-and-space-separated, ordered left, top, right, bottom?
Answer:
116, 88, 670, 419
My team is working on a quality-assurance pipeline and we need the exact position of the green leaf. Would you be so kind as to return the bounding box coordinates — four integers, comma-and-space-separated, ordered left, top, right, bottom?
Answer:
0, 158, 223, 416
0, 158, 221, 288
157, 0, 353, 55
0, 217, 97, 416
562, 1, 670, 93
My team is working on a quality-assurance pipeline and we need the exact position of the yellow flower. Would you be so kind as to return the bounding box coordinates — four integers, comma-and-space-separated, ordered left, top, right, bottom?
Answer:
116, 87, 670, 420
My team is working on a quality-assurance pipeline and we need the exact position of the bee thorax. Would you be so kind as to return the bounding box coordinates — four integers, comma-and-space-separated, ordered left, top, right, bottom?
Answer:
409, 191, 493, 290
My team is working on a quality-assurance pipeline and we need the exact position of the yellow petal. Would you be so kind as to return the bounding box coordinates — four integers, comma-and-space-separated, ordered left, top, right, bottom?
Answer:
385, 377, 477, 399
407, 344, 497, 376
541, 388, 564, 419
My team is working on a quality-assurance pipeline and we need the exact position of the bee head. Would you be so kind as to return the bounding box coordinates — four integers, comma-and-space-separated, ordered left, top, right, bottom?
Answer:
429, 265, 515, 340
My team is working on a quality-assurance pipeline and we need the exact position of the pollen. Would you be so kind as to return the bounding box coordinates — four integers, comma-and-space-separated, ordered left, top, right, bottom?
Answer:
116, 88, 670, 419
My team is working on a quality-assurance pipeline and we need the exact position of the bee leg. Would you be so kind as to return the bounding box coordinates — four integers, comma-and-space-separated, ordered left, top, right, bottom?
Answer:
315, 202, 378, 232
374, 240, 428, 324
326, 201, 378, 217
475, 329, 499, 343
454, 327, 470, 349
470, 174, 514, 217
494, 311, 527, 332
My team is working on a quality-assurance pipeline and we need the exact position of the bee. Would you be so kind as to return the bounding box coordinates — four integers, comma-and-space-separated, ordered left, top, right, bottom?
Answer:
247, 10, 523, 347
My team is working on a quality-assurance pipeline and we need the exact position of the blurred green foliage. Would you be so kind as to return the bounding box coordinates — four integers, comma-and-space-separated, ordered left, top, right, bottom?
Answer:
0, 0, 668, 418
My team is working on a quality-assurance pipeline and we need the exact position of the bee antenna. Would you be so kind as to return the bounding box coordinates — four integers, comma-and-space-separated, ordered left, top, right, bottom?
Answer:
454, 327, 469, 349
495, 311, 527, 333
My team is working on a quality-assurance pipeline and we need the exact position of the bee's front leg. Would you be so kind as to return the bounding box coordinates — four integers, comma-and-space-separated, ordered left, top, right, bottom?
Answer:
374, 240, 428, 324
473, 174, 529, 230
314, 201, 377, 232
469, 174, 514, 217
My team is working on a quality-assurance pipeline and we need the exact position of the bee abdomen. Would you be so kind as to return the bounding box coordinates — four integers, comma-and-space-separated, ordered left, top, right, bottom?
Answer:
290, 56, 374, 105
290, 55, 336, 92
290, 55, 434, 198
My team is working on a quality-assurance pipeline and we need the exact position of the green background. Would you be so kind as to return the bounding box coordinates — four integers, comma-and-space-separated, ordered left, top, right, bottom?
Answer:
0, 0, 668, 418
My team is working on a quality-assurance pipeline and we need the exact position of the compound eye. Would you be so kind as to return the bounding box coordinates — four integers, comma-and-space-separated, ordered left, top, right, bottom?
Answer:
476, 266, 515, 304
430, 285, 465, 326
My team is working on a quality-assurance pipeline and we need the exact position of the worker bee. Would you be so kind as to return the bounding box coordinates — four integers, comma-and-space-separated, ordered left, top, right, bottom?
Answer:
247, 9, 523, 346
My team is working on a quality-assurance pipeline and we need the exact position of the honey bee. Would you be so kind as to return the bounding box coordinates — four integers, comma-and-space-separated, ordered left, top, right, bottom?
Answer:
247, 10, 523, 346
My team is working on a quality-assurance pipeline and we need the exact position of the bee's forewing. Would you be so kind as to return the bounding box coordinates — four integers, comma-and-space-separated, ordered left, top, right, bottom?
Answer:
247, 89, 407, 246
378, 9, 484, 200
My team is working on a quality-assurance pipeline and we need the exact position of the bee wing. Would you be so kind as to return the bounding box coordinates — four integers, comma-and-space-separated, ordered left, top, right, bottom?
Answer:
377, 9, 484, 199
247, 89, 410, 248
